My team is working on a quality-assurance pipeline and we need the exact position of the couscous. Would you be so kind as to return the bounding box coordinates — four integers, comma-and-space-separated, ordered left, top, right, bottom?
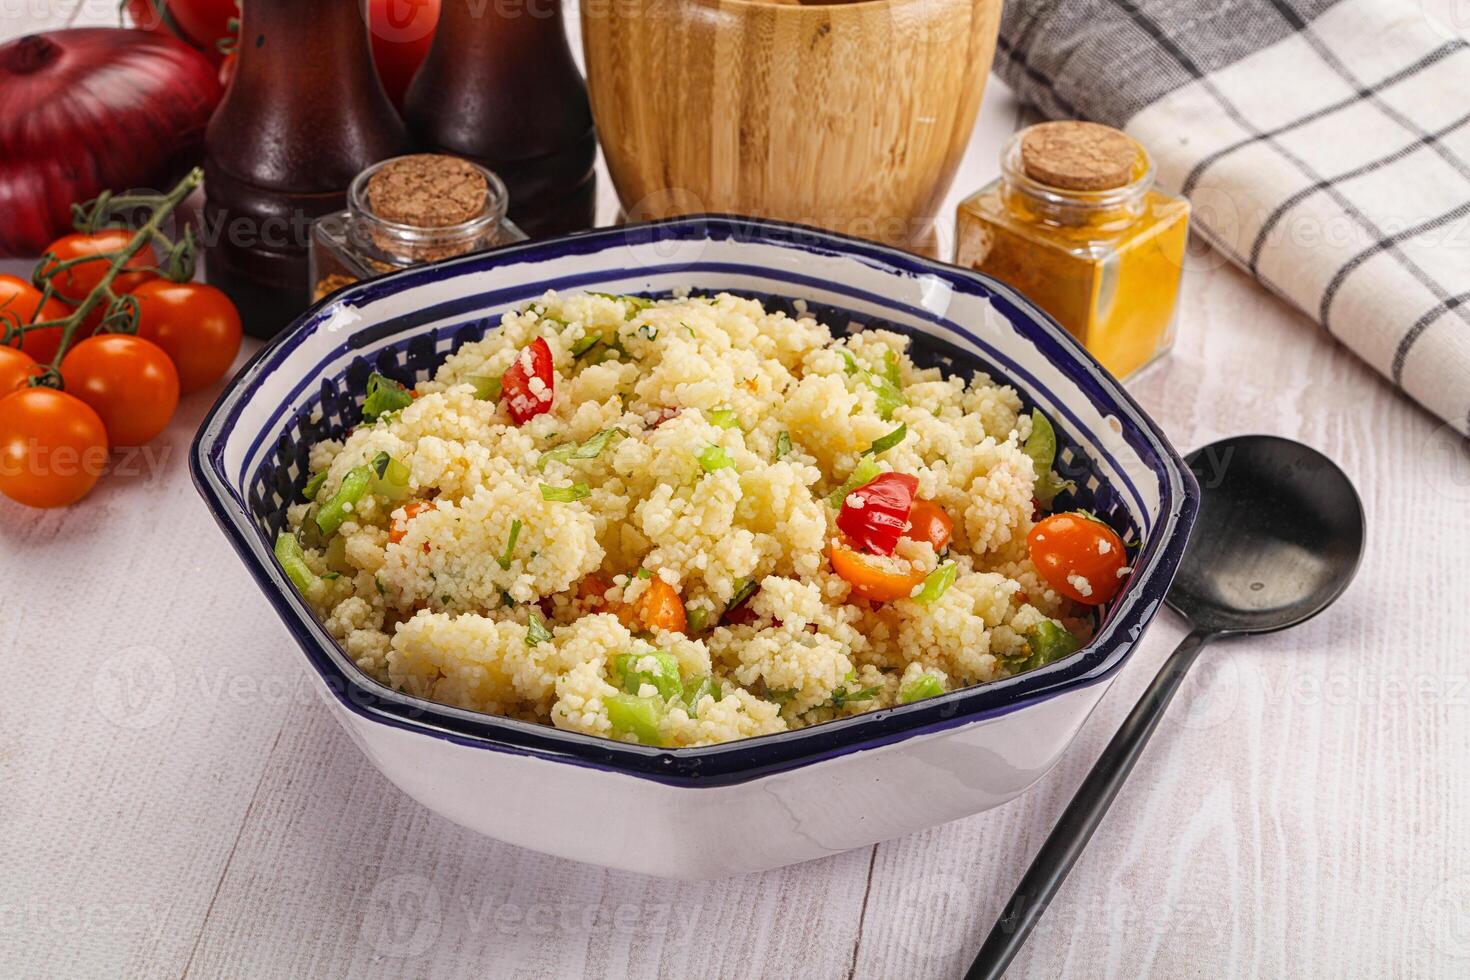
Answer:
274, 291, 1130, 746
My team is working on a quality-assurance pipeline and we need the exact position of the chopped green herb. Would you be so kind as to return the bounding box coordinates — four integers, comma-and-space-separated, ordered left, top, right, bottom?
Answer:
539, 482, 591, 502
827, 457, 882, 507
320, 571, 340, 581
316, 465, 371, 536
606, 693, 664, 745
301, 470, 328, 501
1021, 620, 1081, 672
830, 683, 883, 709
636, 567, 652, 580
705, 408, 741, 430
912, 561, 957, 604
840, 350, 908, 420
274, 532, 320, 593
638, 324, 658, 341
500, 589, 516, 608
696, 445, 735, 473
775, 431, 792, 461
526, 611, 554, 647
537, 427, 626, 470
680, 675, 719, 716
727, 577, 758, 612
497, 519, 523, 571
369, 452, 411, 503
899, 673, 945, 704
611, 650, 683, 701
375, 576, 386, 596
1024, 410, 1074, 506
681, 322, 696, 338
468, 374, 502, 401
362, 372, 413, 423
865, 423, 907, 456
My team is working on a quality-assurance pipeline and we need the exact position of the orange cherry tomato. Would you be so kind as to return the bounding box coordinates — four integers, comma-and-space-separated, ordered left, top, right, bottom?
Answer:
389, 500, 433, 544
59, 335, 179, 447
0, 275, 74, 365
632, 575, 688, 634
131, 280, 244, 394
0, 347, 42, 396
0, 387, 109, 508
830, 536, 928, 602
40, 230, 156, 305
1027, 512, 1128, 606
907, 498, 954, 553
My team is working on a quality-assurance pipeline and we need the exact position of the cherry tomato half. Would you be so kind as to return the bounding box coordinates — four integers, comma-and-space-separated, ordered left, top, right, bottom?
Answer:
131, 280, 244, 394
907, 498, 954, 553
0, 275, 74, 364
837, 471, 918, 556
500, 337, 555, 424
41, 230, 156, 305
59, 335, 179, 447
830, 535, 928, 602
1027, 512, 1128, 606
0, 387, 109, 508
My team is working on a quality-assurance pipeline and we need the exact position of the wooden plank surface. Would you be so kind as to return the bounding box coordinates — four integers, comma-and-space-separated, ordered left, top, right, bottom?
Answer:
3, 8, 1469, 980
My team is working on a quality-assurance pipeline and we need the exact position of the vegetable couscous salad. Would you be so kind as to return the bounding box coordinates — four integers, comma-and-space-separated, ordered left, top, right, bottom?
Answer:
274, 292, 1132, 747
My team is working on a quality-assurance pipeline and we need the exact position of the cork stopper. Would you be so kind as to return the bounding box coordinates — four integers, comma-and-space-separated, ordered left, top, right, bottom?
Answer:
365, 154, 489, 228
1019, 122, 1138, 192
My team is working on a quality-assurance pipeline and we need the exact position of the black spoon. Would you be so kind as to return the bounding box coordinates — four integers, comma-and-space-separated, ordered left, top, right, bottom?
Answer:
965, 435, 1365, 980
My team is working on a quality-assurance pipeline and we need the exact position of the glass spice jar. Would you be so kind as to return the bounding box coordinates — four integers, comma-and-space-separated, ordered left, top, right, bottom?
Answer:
955, 121, 1190, 380
309, 153, 527, 302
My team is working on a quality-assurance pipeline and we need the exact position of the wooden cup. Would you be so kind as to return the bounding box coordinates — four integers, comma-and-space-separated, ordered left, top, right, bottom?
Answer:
581, 0, 1002, 253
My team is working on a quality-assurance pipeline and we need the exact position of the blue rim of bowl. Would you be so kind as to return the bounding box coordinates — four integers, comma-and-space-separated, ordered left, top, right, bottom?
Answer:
191, 214, 1199, 788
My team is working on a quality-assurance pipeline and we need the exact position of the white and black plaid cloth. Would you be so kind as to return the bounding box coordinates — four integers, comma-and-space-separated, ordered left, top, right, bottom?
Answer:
998, 0, 1470, 434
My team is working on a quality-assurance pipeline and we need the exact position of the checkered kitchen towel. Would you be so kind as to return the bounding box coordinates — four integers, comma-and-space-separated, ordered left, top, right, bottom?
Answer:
997, 0, 1470, 434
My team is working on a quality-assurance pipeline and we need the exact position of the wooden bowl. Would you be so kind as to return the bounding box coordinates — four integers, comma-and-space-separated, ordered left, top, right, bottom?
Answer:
581, 0, 1002, 253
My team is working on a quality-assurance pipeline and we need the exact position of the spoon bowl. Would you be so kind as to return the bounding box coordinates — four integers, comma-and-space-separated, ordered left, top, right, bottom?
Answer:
1169, 435, 1365, 635
967, 435, 1365, 980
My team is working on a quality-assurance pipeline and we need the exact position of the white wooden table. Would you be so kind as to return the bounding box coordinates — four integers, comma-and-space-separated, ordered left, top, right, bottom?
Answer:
5, 5, 1470, 979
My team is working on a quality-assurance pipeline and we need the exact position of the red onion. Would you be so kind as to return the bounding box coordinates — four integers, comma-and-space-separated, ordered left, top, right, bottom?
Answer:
0, 29, 222, 257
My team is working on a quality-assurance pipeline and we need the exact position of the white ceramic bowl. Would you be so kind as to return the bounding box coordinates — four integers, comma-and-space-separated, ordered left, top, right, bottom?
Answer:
193, 216, 1198, 879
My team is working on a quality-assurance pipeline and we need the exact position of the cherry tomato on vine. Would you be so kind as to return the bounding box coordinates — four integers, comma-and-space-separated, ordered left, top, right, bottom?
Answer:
1027, 512, 1128, 606
59, 335, 179, 447
500, 337, 555, 424
830, 535, 928, 602
0, 347, 42, 395
40, 230, 157, 306
0, 275, 73, 364
131, 280, 243, 393
369, 0, 441, 109
906, 498, 954, 553
837, 472, 918, 556
123, 0, 237, 63
0, 387, 109, 508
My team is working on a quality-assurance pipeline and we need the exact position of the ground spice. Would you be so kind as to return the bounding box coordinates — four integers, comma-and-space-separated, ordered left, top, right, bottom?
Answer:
955, 122, 1190, 380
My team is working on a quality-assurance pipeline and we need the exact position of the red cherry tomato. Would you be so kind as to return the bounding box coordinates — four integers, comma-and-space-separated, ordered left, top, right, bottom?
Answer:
59, 335, 179, 447
1027, 512, 1128, 606
907, 498, 954, 553
131, 280, 243, 394
0, 347, 42, 395
41, 230, 157, 305
837, 471, 918, 556
0, 275, 74, 365
500, 337, 555, 424
0, 387, 109, 508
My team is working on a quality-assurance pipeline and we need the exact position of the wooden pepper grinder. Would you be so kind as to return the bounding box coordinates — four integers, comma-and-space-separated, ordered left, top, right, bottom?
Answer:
204, 0, 411, 338
402, 0, 596, 237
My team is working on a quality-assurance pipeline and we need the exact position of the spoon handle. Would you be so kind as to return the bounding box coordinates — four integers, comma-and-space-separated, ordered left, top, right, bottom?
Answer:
964, 628, 1215, 980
